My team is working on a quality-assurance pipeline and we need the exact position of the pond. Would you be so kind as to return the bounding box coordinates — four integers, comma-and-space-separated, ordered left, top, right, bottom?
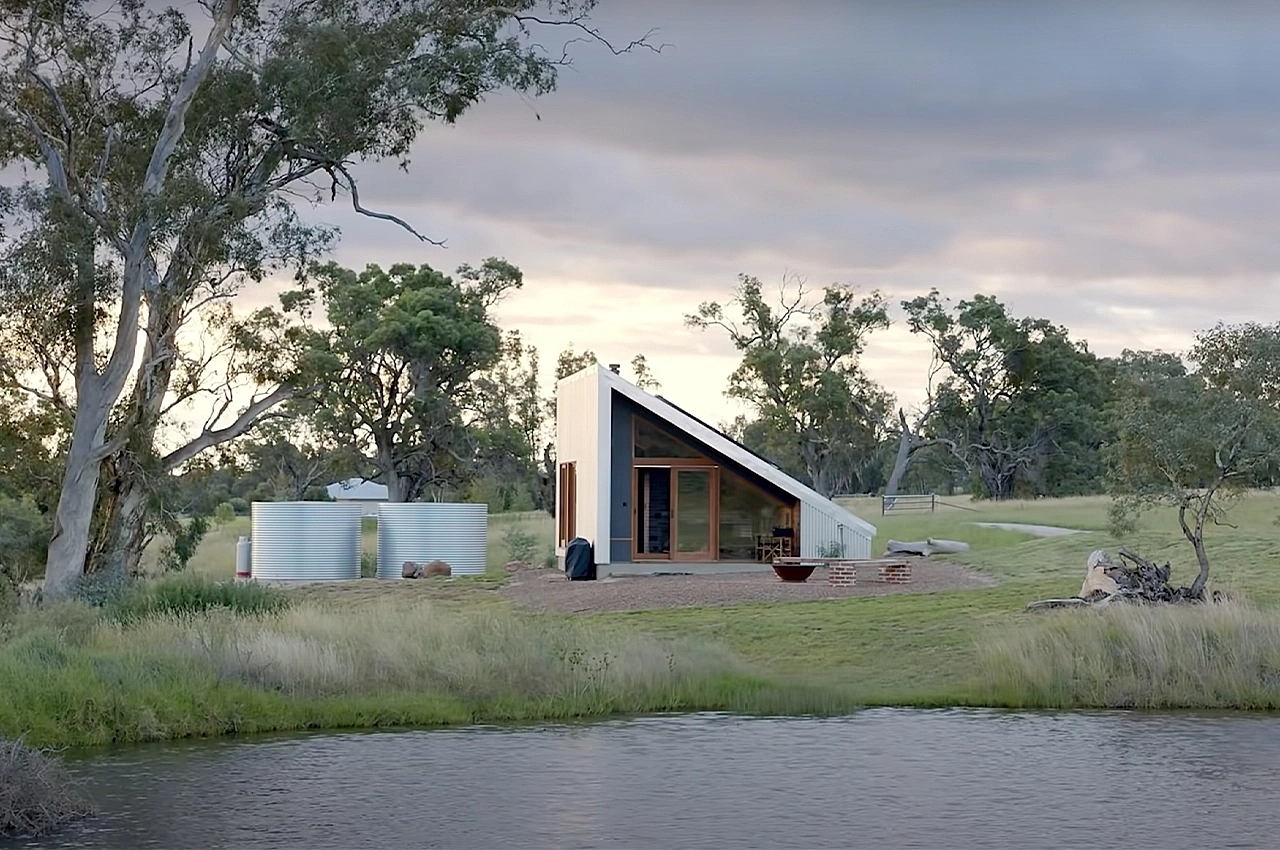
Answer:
13, 710, 1280, 849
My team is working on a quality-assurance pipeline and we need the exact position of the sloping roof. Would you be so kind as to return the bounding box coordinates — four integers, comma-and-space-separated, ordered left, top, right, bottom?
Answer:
326, 478, 389, 501
599, 367, 877, 538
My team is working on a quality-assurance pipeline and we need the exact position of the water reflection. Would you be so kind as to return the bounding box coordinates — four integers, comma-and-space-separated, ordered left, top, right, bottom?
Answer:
12, 710, 1280, 849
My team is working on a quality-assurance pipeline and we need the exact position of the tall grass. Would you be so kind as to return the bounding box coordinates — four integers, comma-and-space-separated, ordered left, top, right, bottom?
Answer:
0, 597, 789, 747
978, 601, 1280, 709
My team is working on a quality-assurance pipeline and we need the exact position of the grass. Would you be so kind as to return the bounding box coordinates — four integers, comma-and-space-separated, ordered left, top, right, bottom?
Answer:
0, 587, 838, 748
978, 600, 1280, 709
15, 491, 1280, 752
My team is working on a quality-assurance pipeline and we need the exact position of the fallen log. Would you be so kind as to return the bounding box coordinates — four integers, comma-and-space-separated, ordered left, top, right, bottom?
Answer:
1027, 548, 1203, 611
884, 538, 970, 557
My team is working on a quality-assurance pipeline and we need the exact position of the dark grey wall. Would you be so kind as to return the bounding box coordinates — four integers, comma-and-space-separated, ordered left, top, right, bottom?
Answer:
610, 393, 634, 562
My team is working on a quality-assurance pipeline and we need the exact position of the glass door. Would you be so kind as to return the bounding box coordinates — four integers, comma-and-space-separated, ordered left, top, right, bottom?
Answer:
635, 467, 671, 557
674, 468, 716, 560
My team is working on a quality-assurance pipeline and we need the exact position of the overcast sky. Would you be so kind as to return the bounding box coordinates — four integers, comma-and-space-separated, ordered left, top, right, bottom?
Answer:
296, 0, 1280, 426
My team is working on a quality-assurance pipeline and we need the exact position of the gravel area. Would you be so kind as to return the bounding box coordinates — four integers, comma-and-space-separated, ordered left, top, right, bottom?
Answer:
498, 559, 997, 613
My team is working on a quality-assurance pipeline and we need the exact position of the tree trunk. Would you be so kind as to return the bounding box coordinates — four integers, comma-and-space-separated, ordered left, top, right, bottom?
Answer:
43, 395, 109, 599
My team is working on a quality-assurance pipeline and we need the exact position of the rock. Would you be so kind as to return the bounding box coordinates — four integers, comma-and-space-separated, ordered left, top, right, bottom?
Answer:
402, 561, 422, 579
1080, 549, 1119, 598
504, 560, 532, 573
425, 559, 451, 577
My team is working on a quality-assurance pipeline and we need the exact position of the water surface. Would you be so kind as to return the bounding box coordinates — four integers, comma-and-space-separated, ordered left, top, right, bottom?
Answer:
13, 710, 1280, 849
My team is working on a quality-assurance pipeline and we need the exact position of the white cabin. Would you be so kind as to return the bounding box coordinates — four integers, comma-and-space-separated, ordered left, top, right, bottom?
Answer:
554, 364, 876, 574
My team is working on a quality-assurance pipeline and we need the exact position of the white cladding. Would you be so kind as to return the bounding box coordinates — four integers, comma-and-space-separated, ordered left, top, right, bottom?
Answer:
554, 366, 611, 562
250, 502, 362, 580
555, 364, 876, 562
376, 503, 488, 577
800, 501, 872, 560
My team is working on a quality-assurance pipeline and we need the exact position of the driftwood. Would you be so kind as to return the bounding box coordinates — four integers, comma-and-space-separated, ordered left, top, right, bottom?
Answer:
1027, 548, 1204, 611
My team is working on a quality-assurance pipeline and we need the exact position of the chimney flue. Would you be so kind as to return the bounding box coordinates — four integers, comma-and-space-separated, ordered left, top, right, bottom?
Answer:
608, 363, 621, 374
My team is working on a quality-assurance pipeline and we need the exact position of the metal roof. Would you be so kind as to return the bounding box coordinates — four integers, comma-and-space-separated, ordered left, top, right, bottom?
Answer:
599, 367, 877, 539
325, 478, 390, 501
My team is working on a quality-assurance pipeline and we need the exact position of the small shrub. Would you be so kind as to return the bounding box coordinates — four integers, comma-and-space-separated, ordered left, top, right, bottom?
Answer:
360, 552, 378, 578
503, 526, 539, 564
105, 574, 289, 624
542, 549, 557, 569
213, 502, 236, 527
0, 497, 50, 588
816, 541, 845, 558
228, 497, 250, 516
70, 570, 134, 608
0, 736, 93, 837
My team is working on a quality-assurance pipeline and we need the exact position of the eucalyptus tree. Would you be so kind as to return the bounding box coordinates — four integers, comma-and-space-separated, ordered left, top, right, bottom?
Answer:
902, 290, 1111, 499
0, 0, 648, 596
1109, 326, 1280, 598
688, 274, 892, 497
298, 259, 523, 503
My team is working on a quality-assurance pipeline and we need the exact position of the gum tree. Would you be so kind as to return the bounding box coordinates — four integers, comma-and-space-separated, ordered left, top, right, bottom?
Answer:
0, 0, 650, 596
688, 274, 892, 496
1108, 327, 1280, 598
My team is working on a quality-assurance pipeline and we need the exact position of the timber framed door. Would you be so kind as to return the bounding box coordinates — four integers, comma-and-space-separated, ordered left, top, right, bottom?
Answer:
633, 464, 719, 561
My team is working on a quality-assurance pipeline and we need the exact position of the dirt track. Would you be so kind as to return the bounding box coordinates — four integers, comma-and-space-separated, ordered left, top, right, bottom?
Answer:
498, 559, 997, 614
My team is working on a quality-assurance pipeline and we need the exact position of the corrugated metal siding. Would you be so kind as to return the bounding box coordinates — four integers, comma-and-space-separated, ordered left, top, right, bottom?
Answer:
376, 503, 488, 577
251, 502, 362, 580
800, 501, 872, 559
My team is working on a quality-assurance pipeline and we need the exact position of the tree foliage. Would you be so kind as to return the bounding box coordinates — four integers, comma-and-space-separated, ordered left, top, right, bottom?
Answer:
297, 259, 522, 502
1108, 327, 1280, 597
903, 290, 1112, 499
689, 274, 891, 496
0, 0, 644, 594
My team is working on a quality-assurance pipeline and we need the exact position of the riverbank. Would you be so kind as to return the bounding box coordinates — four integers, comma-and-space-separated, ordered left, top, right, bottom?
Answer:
8, 494, 1280, 748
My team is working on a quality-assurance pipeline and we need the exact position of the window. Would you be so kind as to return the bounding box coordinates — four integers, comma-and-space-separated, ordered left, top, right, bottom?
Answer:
557, 462, 576, 547
718, 466, 791, 561
634, 418, 702, 458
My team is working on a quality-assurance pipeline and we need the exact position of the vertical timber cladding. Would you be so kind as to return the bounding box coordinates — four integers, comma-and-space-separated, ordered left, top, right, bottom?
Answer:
609, 394, 634, 562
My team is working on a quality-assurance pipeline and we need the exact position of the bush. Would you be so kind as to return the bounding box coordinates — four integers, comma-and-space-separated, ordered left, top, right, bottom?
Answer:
104, 575, 289, 624
213, 502, 236, 527
228, 497, 250, 516
503, 526, 539, 564
0, 736, 92, 837
361, 552, 377, 578
0, 498, 49, 588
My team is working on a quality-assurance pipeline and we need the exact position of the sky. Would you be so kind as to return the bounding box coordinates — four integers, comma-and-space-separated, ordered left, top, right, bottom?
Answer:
287, 0, 1280, 427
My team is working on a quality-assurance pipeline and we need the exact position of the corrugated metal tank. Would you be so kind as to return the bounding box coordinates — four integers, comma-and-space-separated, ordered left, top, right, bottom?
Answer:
377, 503, 488, 578
800, 501, 872, 560
250, 502, 362, 580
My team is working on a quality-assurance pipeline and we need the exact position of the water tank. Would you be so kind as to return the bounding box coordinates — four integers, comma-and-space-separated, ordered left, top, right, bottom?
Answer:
377, 503, 488, 578
250, 502, 362, 581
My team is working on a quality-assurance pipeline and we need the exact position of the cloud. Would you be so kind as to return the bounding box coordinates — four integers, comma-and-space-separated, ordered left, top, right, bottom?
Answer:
279, 0, 1280, 422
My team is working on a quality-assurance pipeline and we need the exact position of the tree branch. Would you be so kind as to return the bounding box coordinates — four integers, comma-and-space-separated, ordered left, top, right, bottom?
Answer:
161, 384, 298, 471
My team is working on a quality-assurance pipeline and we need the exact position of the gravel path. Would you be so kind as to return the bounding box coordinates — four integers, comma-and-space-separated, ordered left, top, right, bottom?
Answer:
974, 522, 1083, 538
499, 559, 997, 614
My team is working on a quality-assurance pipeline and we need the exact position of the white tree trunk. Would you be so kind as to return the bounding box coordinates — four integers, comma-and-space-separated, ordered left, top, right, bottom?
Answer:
43, 392, 110, 599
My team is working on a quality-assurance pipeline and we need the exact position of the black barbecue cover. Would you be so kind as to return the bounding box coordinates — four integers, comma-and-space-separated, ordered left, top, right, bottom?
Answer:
565, 537, 595, 581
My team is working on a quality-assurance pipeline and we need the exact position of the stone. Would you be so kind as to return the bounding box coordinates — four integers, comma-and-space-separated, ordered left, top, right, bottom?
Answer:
402, 561, 422, 579
425, 559, 451, 577
1079, 549, 1119, 599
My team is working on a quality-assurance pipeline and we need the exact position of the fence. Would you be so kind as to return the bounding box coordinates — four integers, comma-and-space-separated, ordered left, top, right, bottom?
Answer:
881, 494, 936, 515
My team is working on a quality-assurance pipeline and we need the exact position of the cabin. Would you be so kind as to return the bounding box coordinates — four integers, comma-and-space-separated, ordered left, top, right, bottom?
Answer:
555, 363, 876, 575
